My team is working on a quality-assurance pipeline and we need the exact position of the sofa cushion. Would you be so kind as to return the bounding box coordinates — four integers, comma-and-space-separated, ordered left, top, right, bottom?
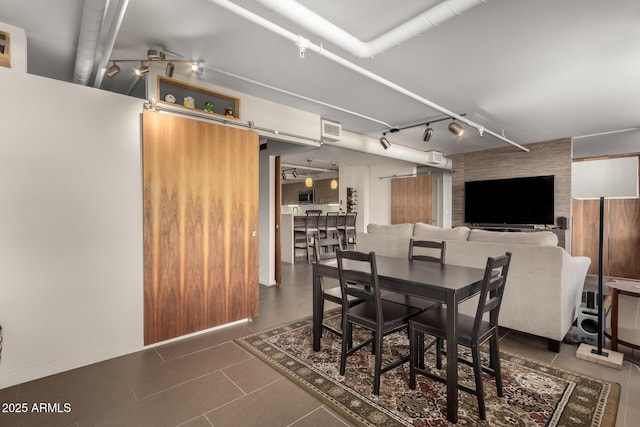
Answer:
367, 223, 414, 236
413, 222, 471, 241
356, 232, 411, 258
467, 229, 558, 246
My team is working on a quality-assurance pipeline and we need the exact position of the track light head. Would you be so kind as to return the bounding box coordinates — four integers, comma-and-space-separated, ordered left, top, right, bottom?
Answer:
191, 62, 204, 75
165, 62, 175, 77
449, 121, 464, 137
105, 63, 120, 78
135, 64, 149, 76
379, 136, 391, 150
281, 172, 286, 180
292, 169, 299, 178
422, 126, 434, 142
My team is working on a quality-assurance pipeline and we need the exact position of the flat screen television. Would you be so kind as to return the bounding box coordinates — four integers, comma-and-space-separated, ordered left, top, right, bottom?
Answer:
464, 175, 555, 225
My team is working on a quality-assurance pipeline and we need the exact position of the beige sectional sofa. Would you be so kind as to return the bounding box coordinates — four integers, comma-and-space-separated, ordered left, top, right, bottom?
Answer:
356, 223, 591, 351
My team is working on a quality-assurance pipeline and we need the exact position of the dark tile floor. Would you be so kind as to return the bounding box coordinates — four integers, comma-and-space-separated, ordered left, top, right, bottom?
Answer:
0, 263, 638, 426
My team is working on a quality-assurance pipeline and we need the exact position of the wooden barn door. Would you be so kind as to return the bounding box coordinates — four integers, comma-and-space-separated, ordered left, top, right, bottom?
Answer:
391, 175, 433, 224
142, 110, 259, 344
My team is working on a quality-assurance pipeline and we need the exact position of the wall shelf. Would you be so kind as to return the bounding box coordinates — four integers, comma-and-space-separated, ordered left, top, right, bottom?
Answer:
157, 75, 240, 120
0, 31, 10, 68
347, 187, 357, 213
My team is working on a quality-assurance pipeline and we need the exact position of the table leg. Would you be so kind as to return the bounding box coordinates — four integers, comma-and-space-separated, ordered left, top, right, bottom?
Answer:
611, 289, 619, 352
446, 293, 458, 423
312, 263, 322, 351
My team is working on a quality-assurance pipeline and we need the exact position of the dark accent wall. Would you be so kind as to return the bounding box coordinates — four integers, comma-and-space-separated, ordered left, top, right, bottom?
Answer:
451, 138, 571, 227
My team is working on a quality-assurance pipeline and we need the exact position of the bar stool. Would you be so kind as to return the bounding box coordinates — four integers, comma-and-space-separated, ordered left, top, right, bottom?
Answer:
323, 212, 339, 239
338, 212, 357, 249
294, 211, 321, 263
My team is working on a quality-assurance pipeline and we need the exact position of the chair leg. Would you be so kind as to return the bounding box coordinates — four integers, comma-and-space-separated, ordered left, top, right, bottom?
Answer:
436, 337, 443, 369
340, 321, 352, 376
373, 328, 384, 395
471, 344, 486, 420
490, 333, 503, 397
417, 330, 425, 370
409, 324, 417, 389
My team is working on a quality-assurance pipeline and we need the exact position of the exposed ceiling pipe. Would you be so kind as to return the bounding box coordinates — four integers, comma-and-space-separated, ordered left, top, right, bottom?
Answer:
256, 0, 487, 58
92, 0, 131, 88
73, 0, 108, 85
207, 0, 528, 152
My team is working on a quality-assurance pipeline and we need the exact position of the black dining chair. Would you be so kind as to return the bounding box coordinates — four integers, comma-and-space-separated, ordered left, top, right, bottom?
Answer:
337, 212, 357, 249
322, 212, 340, 239
408, 252, 512, 420
314, 237, 364, 341
381, 239, 446, 311
408, 238, 447, 264
294, 211, 321, 263
336, 249, 422, 395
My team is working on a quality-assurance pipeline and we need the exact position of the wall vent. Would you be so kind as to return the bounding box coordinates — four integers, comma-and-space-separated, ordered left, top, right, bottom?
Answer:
425, 150, 443, 164
321, 119, 342, 141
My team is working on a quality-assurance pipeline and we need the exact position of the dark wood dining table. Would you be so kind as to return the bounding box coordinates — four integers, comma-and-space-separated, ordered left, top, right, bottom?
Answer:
312, 255, 488, 423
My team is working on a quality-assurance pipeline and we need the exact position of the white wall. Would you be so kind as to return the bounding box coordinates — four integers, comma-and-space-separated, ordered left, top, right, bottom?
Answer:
0, 67, 144, 388
573, 130, 640, 159
259, 154, 276, 286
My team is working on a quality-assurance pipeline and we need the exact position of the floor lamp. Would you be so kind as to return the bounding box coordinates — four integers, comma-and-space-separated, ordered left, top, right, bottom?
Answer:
572, 157, 639, 368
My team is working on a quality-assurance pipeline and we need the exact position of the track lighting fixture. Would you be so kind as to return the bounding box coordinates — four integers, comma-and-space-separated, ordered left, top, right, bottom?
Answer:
422, 125, 434, 142
281, 171, 286, 180
165, 62, 175, 78
449, 121, 464, 137
379, 135, 391, 150
105, 63, 120, 78
135, 64, 149, 76
292, 169, 299, 178
108, 49, 204, 78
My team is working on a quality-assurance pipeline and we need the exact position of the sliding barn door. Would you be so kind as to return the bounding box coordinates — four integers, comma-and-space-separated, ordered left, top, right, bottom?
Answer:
143, 110, 259, 344
391, 175, 433, 224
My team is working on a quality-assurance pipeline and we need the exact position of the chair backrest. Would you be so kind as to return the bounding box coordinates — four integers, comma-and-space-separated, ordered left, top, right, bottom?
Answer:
408, 239, 446, 264
472, 252, 512, 336
305, 211, 321, 230
345, 212, 357, 228
314, 237, 343, 262
336, 249, 383, 319
336, 213, 346, 227
325, 212, 339, 229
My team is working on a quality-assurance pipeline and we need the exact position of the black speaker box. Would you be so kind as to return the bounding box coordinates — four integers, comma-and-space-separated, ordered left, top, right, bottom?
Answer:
576, 303, 598, 345
557, 216, 569, 230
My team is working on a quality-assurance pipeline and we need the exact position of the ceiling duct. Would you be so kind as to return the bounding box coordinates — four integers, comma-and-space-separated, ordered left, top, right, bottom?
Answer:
425, 150, 444, 165
206, 0, 528, 152
73, 0, 108, 85
255, 0, 487, 58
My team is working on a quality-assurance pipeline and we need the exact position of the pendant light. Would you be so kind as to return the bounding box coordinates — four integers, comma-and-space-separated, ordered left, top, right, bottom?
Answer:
330, 162, 338, 189
305, 159, 313, 188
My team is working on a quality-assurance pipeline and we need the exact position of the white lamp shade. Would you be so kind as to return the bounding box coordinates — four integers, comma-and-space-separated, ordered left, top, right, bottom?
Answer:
572, 157, 639, 199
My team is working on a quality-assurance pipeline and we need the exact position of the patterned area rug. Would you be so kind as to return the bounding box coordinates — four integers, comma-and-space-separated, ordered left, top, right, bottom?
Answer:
235, 311, 620, 426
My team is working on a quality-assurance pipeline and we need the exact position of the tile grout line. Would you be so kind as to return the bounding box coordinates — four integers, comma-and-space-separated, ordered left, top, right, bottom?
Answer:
135, 355, 255, 402
201, 377, 286, 414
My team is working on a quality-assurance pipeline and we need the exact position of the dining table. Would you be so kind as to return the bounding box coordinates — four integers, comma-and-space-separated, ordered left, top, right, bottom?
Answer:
312, 255, 489, 423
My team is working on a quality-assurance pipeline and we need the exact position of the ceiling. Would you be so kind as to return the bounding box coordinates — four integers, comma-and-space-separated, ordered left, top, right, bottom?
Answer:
2, 0, 639, 167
